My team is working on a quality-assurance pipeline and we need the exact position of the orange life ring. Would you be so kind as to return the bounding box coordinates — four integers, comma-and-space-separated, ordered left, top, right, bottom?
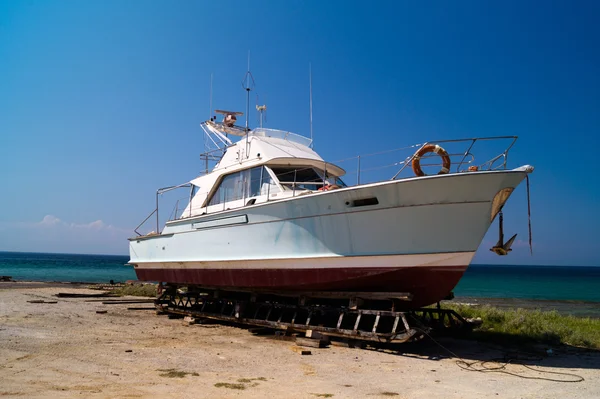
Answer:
318, 184, 340, 191
411, 144, 451, 176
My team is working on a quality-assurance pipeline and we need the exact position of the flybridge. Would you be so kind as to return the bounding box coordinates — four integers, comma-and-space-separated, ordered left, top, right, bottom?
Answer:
200, 112, 313, 175
202, 119, 312, 149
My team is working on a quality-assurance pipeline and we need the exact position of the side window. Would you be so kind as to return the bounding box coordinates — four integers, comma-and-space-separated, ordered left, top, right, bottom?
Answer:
249, 166, 262, 197
271, 166, 323, 190
207, 166, 273, 206
331, 176, 347, 187
208, 172, 242, 206
261, 168, 277, 195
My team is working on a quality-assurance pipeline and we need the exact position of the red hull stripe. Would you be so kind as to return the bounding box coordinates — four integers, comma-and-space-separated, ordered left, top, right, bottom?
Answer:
135, 265, 468, 308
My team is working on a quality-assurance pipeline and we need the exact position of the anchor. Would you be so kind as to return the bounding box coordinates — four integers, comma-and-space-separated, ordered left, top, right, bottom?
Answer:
490, 211, 517, 256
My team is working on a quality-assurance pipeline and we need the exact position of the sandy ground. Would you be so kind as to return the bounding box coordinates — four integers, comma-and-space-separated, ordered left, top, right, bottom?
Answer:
1, 284, 599, 399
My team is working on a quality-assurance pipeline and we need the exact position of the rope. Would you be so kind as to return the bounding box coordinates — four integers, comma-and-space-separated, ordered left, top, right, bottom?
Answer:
526, 174, 533, 255
411, 327, 584, 383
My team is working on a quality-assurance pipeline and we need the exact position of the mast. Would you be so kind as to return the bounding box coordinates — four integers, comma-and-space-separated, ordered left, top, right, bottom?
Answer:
242, 51, 255, 158
209, 73, 213, 120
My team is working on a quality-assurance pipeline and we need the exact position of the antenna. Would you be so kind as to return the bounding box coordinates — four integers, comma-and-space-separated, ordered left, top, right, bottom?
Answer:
241, 51, 255, 158
209, 73, 213, 119
309, 63, 314, 148
205, 73, 213, 173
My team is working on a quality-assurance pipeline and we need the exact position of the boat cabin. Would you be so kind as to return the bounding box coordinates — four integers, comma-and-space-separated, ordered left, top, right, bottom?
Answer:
179, 126, 346, 219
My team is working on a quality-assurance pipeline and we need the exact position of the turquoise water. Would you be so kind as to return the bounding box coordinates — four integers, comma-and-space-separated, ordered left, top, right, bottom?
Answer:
0, 252, 135, 283
455, 264, 600, 302
0, 252, 598, 303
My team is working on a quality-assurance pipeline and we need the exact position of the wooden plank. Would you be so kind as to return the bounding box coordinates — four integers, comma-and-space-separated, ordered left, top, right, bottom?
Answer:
56, 292, 114, 298
295, 337, 327, 348
290, 346, 312, 355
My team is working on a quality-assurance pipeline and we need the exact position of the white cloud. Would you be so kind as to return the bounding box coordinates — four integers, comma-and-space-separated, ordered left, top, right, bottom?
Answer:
68, 219, 106, 229
86, 220, 105, 229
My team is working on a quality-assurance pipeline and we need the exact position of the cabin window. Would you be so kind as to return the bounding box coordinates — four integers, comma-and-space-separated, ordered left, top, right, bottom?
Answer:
330, 176, 347, 188
190, 185, 199, 201
271, 167, 346, 190
271, 167, 323, 190
207, 166, 273, 206
250, 165, 262, 197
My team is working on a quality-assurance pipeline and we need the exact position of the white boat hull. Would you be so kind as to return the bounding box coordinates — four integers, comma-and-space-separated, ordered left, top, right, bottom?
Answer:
129, 169, 528, 307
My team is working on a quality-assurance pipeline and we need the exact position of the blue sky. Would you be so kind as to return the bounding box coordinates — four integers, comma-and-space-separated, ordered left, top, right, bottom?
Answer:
0, 1, 598, 265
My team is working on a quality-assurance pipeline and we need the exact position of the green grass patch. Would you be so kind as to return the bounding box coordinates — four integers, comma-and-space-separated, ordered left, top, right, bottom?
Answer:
157, 368, 198, 378
215, 382, 246, 390
443, 304, 600, 349
113, 284, 157, 297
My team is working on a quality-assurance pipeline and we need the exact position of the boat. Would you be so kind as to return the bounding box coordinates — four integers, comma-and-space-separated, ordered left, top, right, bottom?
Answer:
128, 102, 533, 309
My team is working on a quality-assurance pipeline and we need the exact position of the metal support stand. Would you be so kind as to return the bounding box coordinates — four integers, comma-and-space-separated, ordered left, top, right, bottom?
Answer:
155, 286, 473, 344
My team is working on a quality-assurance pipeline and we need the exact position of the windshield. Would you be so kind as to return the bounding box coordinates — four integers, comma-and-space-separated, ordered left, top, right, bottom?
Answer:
270, 166, 347, 190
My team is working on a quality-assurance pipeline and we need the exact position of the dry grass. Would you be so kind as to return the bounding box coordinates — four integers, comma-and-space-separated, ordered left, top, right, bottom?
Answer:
237, 377, 267, 383
214, 382, 246, 390
112, 284, 157, 297
157, 368, 199, 378
214, 377, 267, 390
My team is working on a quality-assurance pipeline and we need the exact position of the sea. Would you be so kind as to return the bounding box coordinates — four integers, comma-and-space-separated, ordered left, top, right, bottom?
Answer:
1, 252, 599, 317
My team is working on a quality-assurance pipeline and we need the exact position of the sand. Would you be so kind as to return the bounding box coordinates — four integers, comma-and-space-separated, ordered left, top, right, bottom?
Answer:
1, 284, 599, 399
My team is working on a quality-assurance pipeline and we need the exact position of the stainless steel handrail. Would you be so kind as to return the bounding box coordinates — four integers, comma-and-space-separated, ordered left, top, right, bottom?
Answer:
390, 136, 518, 180
134, 183, 192, 236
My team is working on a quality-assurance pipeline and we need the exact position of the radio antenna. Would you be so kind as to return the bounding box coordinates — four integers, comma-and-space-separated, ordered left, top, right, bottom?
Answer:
209, 73, 213, 120
204, 73, 214, 172
241, 51, 255, 158
309, 63, 314, 148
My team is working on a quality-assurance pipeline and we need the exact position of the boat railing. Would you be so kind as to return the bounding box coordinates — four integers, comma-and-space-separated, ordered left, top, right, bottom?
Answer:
250, 128, 313, 147
332, 135, 518, 185
134, 183, 192, 236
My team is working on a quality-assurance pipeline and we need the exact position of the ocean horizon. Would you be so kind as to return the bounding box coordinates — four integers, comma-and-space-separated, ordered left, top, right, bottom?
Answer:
2, 250, 598, 267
